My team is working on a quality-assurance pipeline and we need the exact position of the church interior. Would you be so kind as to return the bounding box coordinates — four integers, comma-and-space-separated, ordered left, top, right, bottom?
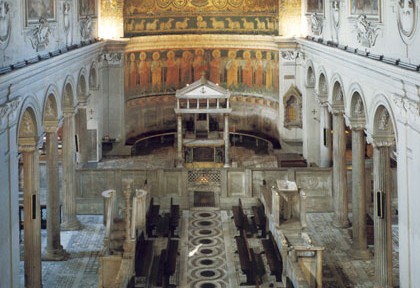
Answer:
0, 0, 419, 287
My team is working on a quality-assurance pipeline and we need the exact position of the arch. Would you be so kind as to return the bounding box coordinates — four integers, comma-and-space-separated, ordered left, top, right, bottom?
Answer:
330, 74, 345, 106
42, 85, 61, 124
88, 61, 99, 89
317, 69, 328, 98
17, 96, 42, 145
347, 83, 367, 123
77, 68, 89, 101
305, 60, 316, 88
62, 76, 77, 110
367, 93, 398, 143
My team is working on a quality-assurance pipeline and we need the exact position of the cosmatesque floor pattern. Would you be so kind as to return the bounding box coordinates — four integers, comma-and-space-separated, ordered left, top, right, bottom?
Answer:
19, 212, 399, 287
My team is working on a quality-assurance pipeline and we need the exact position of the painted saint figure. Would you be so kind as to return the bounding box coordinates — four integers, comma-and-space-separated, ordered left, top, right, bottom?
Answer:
151, 51, 162, 92
265, 52, 273, 91
129, 53, 137, 92
209, 49, 221, 84
193, 48, 207, 81
241, 50, 253, 88
181, 50, 193, 86
226, 50, 238, 88
166, 50, 179, 90
254, 51, 264, 88
138, 52, 150, 93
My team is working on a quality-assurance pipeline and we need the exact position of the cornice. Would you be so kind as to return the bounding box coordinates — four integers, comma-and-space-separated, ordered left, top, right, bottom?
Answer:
125, 34, 282, 51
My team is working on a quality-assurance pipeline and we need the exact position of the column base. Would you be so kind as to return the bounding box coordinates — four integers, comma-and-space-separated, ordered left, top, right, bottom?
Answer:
352, 248, 372, 260
333, 217, 350, 228
42, 246, 70, 261
61, 218, 83, 231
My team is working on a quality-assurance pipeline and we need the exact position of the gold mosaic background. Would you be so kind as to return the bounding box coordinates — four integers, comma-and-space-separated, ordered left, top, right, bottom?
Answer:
123, 0, 279, 36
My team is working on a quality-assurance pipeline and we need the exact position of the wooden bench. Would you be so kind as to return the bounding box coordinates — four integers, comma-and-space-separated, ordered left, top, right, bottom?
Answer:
252, 199, 266, 238
135, 231, 154, 279
235, 233, 264, 286
146, 198, 160, 238
261, 231, 283, 282
169, 198, 180, 237
156, 237, 179, 287
232, 198, 252, 237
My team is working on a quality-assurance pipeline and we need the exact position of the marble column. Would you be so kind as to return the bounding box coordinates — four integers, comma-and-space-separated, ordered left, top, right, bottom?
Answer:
61, 111, 82, 230
373, 143, 393, 288
224, 114, 230, 167
332, 110, 349, 227
319, 103, 332, 167
176, 114, 183, 167
43, 126, 68, 260
20, 145, 42, 288
134, 189, 147, 232
123, 179, 133, 255
351, 126, 370, 259
76, 106, 89, 166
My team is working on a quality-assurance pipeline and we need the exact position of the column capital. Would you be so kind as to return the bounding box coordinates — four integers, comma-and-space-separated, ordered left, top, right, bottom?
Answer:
18, 143, 37, 153
372, 137, 395, 148
328, 102, 345, 115
44, 121, 59, 133
63, 108, 76, 116
314, 91, 328, 106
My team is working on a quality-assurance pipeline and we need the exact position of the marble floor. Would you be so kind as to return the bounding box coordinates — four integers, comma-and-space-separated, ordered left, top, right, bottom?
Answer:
19, 212, 399, 287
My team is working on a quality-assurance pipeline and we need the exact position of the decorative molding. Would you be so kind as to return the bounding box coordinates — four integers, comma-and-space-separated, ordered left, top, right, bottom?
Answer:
0, 1, 11, 49
280, 50, 299, 61
100, 52, 123, 65
26, 17, 52, 51
354, 14, 380, 48
331, 0, 340, 29
310, 13, 324, 36
397, 0, 417, 43
80, 15, 93, 40
63, 0, 72, 46
0, 97, 21, 132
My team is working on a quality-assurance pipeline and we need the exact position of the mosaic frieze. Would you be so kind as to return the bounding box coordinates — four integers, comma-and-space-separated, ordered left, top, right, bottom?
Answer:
124, 0, 278, 36
124, 48, 279, 99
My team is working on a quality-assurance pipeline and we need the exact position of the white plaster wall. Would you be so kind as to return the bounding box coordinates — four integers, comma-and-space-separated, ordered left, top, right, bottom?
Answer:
0, 0, 98, 68
0, 122, 21, 288
303, 0, 420, 64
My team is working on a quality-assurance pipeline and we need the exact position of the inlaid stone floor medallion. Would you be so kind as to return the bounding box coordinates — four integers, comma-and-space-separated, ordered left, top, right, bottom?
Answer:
183, 210, 231, 288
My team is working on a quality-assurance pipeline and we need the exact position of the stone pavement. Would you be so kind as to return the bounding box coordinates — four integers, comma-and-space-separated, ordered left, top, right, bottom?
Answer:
19, 213, 399, 287
19, 215, 104, 288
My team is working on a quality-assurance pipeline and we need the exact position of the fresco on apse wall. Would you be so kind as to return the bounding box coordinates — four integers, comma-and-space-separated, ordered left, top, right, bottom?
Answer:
124, 48, 279, 99
123, 0, 278, 36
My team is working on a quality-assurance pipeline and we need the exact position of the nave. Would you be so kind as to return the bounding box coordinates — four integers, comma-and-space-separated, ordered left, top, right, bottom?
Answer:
20, 210, 399, 287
